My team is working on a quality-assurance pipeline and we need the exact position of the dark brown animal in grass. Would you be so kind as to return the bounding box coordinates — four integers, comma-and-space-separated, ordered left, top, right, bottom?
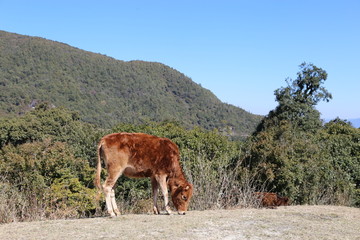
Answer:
255, 192, 289, 208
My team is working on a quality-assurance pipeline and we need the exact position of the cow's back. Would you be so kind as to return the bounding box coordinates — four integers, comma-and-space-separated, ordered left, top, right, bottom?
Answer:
100, 133, 180, 177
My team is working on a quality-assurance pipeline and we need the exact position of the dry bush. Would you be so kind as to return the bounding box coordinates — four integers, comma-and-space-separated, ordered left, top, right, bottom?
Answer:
0, 177, 47, 223
183, 153, 266, 210
0, 180, 23, 223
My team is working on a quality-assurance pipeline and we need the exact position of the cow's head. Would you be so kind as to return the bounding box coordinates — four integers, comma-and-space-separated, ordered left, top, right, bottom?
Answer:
276, 196, 290, 206
171, 182, 193, 215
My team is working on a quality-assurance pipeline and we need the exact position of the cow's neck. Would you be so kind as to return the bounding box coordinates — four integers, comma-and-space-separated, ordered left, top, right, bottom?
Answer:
168, 170, 188, 189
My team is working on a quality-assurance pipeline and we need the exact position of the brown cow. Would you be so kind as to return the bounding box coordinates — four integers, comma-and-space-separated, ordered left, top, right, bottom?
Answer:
94, 132, 193, 217
255, 192, 289, 208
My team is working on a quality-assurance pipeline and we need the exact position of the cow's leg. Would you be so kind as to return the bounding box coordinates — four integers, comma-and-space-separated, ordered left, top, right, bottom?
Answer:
103, 167, 123, 217
103, 185, 116, 217
151, 177, 160, 214
157, 175, 172, 214
110, 189, 121, 216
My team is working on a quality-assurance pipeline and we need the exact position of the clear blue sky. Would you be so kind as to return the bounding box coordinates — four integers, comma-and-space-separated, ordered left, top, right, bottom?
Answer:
1, 0, 359, 119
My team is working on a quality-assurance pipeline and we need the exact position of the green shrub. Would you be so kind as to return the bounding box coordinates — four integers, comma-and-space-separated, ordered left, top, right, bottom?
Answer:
0, 140, 98, 222
246, 119, 359, 206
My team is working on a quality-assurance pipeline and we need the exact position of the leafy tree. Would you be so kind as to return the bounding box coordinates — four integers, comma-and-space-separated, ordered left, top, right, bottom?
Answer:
0, 103, 102, 163
246, 63, 360, 206
320, 119, 360, 206
257, 62, 332, 132
247, 117, 358, 205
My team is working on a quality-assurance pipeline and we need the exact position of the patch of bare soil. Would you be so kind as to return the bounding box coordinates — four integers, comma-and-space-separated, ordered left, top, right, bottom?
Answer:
1, 205, 359, 240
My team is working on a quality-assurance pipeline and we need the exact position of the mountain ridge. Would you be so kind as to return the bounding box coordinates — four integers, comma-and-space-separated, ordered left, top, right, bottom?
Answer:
0, 30, 261, 138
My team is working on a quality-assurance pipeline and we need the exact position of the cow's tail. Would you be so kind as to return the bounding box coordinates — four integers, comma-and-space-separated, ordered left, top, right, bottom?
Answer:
94, 140, 103, 198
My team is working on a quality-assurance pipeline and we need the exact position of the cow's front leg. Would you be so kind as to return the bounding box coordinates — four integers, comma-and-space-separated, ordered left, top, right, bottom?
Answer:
157, 175, 172, 214
151, 177, 160, 214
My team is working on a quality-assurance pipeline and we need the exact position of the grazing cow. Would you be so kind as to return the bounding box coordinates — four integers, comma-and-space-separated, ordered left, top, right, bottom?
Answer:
255, 192, 289, 208
94, 132, 193, 217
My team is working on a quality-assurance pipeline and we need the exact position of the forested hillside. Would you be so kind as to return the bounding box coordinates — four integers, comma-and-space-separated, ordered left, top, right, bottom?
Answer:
0, 30, 261, 137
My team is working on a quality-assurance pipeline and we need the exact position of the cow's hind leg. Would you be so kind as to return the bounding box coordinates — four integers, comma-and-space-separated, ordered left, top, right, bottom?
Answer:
111, 189, 121, 216
151, 177, 160, 214
103, 169, 123, 217
103, 186, 116, 217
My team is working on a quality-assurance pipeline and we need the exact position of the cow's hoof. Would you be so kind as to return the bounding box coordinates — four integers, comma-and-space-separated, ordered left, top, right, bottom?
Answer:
153, 206, 160, 215
165, 206, 172, 215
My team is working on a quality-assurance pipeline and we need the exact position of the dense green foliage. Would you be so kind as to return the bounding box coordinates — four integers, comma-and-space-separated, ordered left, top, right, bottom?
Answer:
246, 119, 359, 205
0, 106, 251, 222
0, 30, 260, 138
247, 63, 360, 206
0, 105, 102, 222
1, 99, 358, 223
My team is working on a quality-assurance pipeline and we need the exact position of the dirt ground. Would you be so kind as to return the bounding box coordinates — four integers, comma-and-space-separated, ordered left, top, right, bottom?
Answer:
1, 205, 359, 240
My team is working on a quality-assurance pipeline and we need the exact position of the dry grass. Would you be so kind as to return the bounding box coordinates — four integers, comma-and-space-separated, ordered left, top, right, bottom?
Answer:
1, 205, 359, 240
